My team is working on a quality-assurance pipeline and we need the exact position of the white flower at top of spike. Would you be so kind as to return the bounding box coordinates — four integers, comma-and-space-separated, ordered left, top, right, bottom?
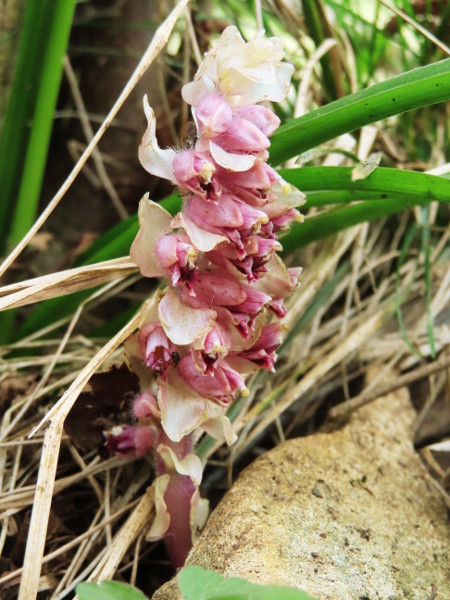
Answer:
182, 26, 294, 108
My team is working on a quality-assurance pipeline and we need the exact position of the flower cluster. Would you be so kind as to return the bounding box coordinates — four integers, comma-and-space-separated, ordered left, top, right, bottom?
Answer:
105, 26, 305, 568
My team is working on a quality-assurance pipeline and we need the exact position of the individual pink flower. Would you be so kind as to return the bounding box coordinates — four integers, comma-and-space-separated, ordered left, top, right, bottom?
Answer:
194, 93, 233, 138
138, 322, 179, 381
195, 94, 272, 157
155, 233, 199, 294
105, 425, 156, 458
178, 354, 247, 406
237, 322, 282, 371
206, 235, 281, 282
173, 151, 221, 200
185, 193, 268, 256
133, 391, 161, 420
191, 324, 230, 374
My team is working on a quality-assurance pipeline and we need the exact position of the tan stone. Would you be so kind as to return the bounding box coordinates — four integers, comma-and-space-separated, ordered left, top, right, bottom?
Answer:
153, 385, 449, 599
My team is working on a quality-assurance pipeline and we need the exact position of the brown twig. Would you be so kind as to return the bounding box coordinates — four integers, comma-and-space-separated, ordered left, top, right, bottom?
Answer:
328, 352, 450, 423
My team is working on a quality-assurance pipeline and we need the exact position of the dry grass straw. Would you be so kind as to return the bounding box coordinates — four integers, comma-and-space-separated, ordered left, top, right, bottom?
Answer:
0, 3, 449, 599
0, 257, 138, 311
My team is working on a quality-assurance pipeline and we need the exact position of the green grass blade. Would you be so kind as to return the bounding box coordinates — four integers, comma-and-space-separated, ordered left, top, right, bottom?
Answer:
300, 0, 342, 100
0, 0, 76, 253
269, 59, 450, 165
281, 194, 449, 254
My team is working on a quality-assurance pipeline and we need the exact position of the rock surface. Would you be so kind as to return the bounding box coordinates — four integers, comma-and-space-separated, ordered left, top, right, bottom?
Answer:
153, 384, 449, 599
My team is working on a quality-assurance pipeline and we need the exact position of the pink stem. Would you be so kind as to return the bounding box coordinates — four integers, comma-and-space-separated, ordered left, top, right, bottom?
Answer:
157, 431, 195, 569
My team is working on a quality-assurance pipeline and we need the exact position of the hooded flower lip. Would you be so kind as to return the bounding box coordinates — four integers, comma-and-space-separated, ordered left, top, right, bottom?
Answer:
133, 391, 161, 420
194, 93, 233, 139
191, 324, 229, 374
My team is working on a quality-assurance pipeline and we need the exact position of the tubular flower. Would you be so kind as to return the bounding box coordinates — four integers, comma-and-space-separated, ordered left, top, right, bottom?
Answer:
107, 26, 305, 568
138, 322, 178, 381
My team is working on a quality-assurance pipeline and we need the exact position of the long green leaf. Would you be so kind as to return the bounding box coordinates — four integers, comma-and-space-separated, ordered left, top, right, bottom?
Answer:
280, 166, 450, 203
300, 0, 342, 100
281, 197, 448, 253
269, 59, 450, 165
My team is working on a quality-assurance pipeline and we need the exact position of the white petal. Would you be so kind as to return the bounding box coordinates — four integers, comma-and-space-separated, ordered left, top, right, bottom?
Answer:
190, 488, 209, 543
130, 196, 171, 278
158, 290, 216, 345
254, 253, 301, 297
157, 444, 203, 485
146, 474, 170, 541
158, 370, 218, 442
202, 415, 237, 446
271, 179, 307, 208
171, 212, 227, 251
139, 96, 177, 182
209, 141, 257, 172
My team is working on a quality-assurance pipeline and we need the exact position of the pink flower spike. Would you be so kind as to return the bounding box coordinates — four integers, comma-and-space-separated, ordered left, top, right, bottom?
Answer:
138, 322, 178, 381
195, 93, 233, 139
105, 425, 155, 458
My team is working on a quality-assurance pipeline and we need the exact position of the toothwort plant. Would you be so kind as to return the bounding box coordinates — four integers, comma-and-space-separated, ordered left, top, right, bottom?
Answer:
106, 26, 305, 569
